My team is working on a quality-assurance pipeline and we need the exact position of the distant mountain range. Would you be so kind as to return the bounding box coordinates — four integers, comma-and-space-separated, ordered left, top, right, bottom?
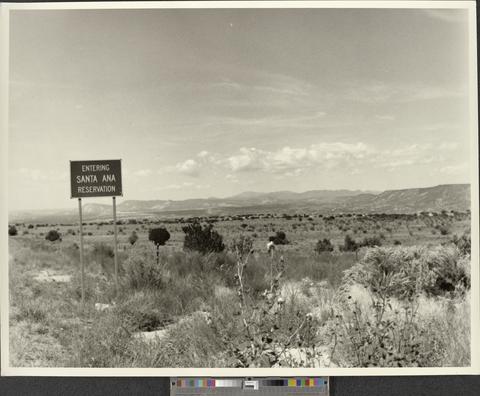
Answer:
9, 184, 471, 223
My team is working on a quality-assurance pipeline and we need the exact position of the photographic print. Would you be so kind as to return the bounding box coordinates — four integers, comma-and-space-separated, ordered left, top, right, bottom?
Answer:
1, 1, 478, 375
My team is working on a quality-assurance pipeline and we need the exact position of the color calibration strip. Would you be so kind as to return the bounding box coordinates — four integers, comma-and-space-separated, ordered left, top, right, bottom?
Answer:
176, 379, 242, 388
263, 378, 327, 387
175, 378, 327, 388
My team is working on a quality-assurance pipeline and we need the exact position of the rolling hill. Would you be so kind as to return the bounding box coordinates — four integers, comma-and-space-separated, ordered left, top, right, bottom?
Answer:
9, 184, 470, 223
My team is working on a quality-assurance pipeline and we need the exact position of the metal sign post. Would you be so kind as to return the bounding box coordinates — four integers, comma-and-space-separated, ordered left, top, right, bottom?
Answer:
70, 159, 123, 303
112, 196, 119, 297
78, 198, 85, 307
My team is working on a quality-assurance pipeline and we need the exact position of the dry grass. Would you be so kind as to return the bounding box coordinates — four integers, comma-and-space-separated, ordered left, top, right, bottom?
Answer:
8, 213, 472, 368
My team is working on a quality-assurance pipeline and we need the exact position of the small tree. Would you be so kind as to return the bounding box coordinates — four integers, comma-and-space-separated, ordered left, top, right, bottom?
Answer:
315, 238, 334, 253
45, 229, 61, 242
182, 222, 225, 254
90, 242, 114, 275
149, 227, 170, 265
439, 225, 450, 236
8, 225, 17, 236
340, 234, 358, 253
451, 231, 471, 256
360, 235, 382, 248
269, 231, 289, 245
128, 230, 139, 246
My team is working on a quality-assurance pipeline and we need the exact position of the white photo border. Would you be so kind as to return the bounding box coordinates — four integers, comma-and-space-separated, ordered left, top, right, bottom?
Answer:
0, 0, 478, 377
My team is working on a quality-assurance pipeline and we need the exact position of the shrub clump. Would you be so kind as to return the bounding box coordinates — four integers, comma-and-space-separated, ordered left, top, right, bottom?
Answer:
360, 235, 382, 248
89, 243, 115, 275
69, 313, 133, 367
343, 246, 470, 299
45, 229, 61, 242
128, 231, 139, 246
439, 226, 450, 235
14, 299, 48, 323
315, 238, 334, 253
331, 245, 470, 367
269, 231, 289, 245
331, 297, 445, 367
8, 225, 18, 236
122, 245, 164, 290
451, 231, 471, 256
182, 222, 225, 254
115, 291, 172, 331
340, 234, 358, 252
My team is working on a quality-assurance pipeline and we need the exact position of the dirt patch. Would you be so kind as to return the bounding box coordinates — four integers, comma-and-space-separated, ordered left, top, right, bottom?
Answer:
95, 303, 114, 312
133, 328, 168, 342
34, 270, 71, 283
133, 311, 210, 344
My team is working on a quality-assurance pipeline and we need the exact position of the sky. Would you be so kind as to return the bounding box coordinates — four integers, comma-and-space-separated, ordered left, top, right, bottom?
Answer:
8, 7, 473, 211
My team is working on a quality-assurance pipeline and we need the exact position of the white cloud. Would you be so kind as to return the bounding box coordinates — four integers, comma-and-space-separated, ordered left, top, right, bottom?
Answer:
212, 80, 243, 91
197, 150, 222, 165
343, 81, 466, 104
227, 148, 266, 172
164, 140, 463, 180
227, 142, 371, 174
166, 182, 194, 190
176, 159, 200, 176
209, 111, 327, 129
214, 72, 313, 98
173, 150, 223, 177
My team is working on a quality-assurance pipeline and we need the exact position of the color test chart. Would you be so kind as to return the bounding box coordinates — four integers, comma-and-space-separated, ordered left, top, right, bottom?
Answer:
171, 378, 329, 396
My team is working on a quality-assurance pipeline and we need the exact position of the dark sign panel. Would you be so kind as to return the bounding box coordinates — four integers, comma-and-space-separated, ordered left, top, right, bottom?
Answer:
70, 159, 122, 198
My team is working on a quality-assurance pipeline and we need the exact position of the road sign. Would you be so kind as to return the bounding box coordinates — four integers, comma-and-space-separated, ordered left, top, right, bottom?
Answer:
70, 159, 123, 305
70, 159, 122, 198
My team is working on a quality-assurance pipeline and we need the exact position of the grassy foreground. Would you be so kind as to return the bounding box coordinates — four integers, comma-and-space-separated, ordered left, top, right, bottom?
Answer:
8, 213, 471, 368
